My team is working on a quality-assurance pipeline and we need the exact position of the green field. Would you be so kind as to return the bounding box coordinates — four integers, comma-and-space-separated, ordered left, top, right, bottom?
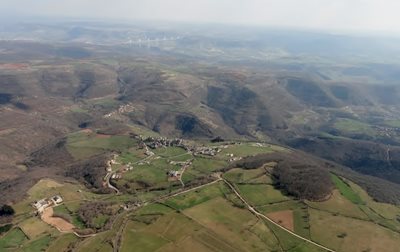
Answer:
118, 149, 145, 164
8, 134, 400, 252
19, 217, 55, 239
309, 208, 400, 252
184, 197, 280, 251
134, 203, 174, 216
334, 118, 376, 136
191, 157, 228, 173
93, 214, 109, 229
21, 235, 53, 252
153, 146, 187, 157
67, 132, 137, 159
218, 143, 277, 157
331, 174, 363, 205
237, 184, 290, 206
53, 204, 70, 215
165, 182, 224, 210
121, 228, 168, 252
121, 162, 170, 187
306, 190, 367, 219
0, 228, 28, 250
47, 233, 79, 252
223, 167, 268, 183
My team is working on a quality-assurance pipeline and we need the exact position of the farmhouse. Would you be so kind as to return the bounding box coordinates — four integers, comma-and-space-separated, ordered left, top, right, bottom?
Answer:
51, 195, 63, 205
33, 199, 51, 213
33, 195, 64, 214
167, 170, 181, 178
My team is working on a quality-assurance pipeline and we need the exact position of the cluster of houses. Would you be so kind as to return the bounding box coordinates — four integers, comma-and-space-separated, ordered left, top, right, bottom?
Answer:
106, 154, 119, 172
226, 153, 242, 162
143, 137, 185, 149
167, 159, 192, 181
167, 170, 181, 178
111, 173, 122, 179
372, 125, 400, 138
193, 146, 222, 156
32, 195, 63, 214
104, 103, 135, 118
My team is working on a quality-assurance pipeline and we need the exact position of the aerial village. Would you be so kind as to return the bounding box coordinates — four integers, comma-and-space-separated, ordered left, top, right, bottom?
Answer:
31, 135, 245, 212
102, 136, 243, 188
32, 195, 63, 214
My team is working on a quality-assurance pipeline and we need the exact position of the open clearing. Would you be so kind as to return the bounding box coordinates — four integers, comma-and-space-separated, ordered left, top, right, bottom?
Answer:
165, 182, 223, 210
46, 233, 79, 252
309, 208, 400, 252
0, 227, 28, 250
19, 217, 55, 239
266, 210, 294, 231
21, 234, 53, 252
331, 174, 363, 205
306, 190, 367, 219
41, 207, 75, 232
237, 184, 289, 205
183, 197, 280, 251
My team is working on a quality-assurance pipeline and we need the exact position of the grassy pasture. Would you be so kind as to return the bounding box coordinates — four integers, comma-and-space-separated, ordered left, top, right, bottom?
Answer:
223, 167, 267, 183
334, 118, 376, 136
47, 233, 79, 252
183, 197, 278, 251
53, 204, 70, 215
218, 143, 276, 157
191, 157, 227, 173
19, 217, 55, 239
128, 123, 161, 138
120, 221, 168, 252
153, 146, 187, 158
258, 200, 305, 213
165, 182, 224, 210
92, 215, 109, 229
76, 230, 114, 252
86, 97, 120, 109
13, 179, 85, 221
293, 208, 311, 239
331, 174, 363, 205
306, 190, 367, 219
67, 132, 137, 159
349, 180, 400, 220
180, 168, 206, 184
118, 149, 145, 164
309, 208, 400, 252
122, 162, 169, 187
134, 203, 174, 216
237, 184, 290, 206
258, 200, 311, 238
0, 227, 28, 250
167, 153, 193, 162
21, 234, 53, 252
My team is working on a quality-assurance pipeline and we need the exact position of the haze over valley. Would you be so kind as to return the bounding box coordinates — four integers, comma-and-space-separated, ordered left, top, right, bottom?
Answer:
1, 1, 400, 251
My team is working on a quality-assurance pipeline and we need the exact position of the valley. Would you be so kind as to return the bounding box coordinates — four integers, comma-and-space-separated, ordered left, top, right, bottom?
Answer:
1, 21, 400, 251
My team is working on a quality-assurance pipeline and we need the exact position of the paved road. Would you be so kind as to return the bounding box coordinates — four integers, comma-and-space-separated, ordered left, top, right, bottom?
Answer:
105, 171, 120, 194
222, 178, 336, 252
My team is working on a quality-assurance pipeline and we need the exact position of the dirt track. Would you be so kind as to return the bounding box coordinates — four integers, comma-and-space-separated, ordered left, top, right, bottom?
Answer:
222, 178, 335, 252
41, 207, 75, 232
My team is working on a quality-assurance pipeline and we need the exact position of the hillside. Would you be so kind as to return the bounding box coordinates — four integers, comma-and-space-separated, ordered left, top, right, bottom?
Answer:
1, 130, 400, 252
2, 22, 400, 251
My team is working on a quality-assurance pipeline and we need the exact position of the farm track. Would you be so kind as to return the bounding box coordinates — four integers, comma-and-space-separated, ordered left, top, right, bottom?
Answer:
222, 178, 336, 252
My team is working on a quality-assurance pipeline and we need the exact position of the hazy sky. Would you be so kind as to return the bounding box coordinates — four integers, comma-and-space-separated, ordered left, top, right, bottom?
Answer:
2, 0, 400, 32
